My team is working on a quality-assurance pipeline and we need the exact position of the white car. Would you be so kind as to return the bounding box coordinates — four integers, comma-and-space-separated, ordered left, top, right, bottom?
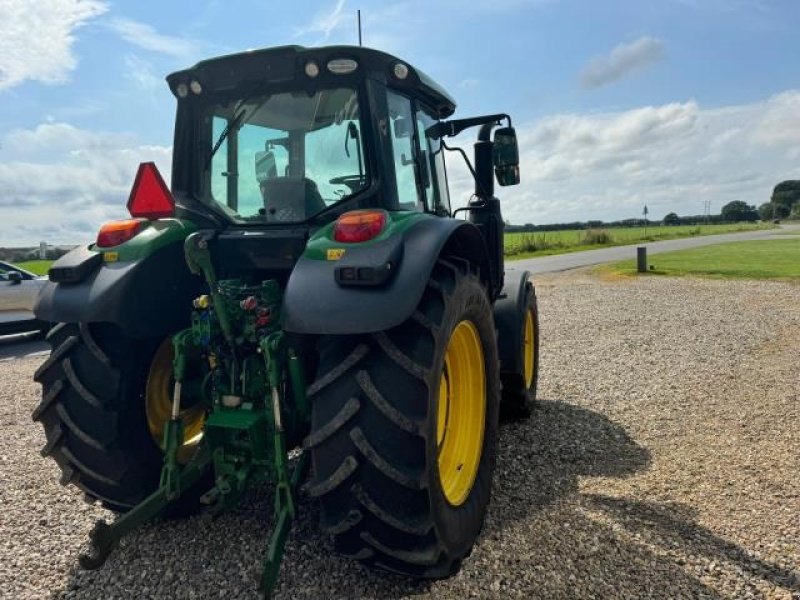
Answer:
0, 261, 47, 335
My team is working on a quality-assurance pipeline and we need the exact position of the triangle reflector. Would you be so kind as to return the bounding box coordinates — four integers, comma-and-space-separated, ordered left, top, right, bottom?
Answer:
127, 162, 175, 219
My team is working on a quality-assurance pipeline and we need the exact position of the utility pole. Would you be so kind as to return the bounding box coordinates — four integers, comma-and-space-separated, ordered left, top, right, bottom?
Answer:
357, 10, 362, 46
643, 204, 649, 237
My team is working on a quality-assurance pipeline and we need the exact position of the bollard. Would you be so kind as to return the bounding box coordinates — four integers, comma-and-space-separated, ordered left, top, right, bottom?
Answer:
637, 247, 647, 273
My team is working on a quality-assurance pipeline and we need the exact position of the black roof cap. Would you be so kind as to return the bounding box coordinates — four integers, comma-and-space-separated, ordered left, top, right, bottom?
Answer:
167, 45, 457, 118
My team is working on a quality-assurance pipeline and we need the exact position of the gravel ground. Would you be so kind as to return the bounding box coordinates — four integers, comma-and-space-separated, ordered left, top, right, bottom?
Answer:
2, 272, 799, 599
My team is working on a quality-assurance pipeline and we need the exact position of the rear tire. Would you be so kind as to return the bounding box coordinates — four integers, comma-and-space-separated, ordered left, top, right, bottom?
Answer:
33, 323, 163, 510
305, 259, 500, 577
33, 323, 207, 513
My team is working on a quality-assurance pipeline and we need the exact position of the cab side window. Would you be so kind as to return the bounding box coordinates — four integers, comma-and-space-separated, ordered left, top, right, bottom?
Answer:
415, 109, 451, 216
387, 90, 422, 210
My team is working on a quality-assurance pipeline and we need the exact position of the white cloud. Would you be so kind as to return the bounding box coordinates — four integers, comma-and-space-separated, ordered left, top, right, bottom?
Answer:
0, 0, 107, 91
581, 36, 665, 89
293, 0, 348, 43
109, 18, 197, 58
124, 54, 161, 93
447, 90, 800, 225
0, 122, 171, 245
4, 91, 800, 245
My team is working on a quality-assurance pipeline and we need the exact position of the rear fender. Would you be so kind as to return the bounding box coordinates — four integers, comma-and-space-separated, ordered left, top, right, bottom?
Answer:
34, 220, 202, 339
493, 268, 532, 376
282, 214, 491, 335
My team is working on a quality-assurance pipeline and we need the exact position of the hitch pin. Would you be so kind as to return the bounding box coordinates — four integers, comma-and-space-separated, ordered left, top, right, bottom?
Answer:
172, 381, 182, 419
271, 387, 282, 432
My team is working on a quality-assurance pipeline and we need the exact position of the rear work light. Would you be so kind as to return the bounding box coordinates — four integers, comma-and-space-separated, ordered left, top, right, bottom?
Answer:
333, 210, 387, 243
127, 162, 175, 219
96, 219, 147, 248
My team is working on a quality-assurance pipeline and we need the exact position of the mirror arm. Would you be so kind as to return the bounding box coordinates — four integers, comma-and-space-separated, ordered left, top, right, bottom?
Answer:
427, 113, 510, 140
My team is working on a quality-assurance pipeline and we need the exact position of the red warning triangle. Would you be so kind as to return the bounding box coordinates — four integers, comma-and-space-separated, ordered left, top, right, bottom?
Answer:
127, 162, 175, 219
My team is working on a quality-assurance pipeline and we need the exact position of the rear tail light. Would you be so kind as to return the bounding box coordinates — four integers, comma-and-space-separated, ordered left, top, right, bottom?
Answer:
333, 210, 387, 243
96, 219, 147, 248
127, 162, 175, 219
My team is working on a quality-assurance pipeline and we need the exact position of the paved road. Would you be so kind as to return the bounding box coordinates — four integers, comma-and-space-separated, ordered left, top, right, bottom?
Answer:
2, 225, 798, 361
0, 332, 48, 361
512, 224, 800, 274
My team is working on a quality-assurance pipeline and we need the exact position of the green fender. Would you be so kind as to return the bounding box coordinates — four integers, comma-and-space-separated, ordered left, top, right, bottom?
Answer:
34, 219, 203, 339
282, 213, 492, 335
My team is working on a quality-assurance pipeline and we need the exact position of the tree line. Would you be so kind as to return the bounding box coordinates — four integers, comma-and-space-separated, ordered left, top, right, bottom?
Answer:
507, 180, 800, 231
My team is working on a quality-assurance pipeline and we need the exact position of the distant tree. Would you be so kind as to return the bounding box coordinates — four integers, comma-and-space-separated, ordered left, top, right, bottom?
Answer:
790, 203, 800, 220
771, 180, 800, 215
721, 201, 759, 222
663, 212, 680, 226
758, 203, 775, 220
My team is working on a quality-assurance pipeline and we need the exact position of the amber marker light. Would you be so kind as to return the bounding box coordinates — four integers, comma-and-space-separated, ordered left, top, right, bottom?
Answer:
332, 210, 387, 243
96, 219, 147, 248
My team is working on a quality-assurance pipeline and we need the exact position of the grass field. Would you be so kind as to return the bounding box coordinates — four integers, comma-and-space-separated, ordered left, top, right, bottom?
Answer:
504, 223, 774, 259
598, 238, 800, 280
16, 260, 52, 275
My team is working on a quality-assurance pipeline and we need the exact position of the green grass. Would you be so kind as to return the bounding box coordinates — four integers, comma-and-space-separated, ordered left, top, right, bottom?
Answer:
598, 238, 800, 280
504, 223, 774, 260
16, 260, 53, 275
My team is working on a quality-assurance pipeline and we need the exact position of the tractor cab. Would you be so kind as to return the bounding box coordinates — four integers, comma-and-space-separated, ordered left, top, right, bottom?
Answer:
168, 46, 455, 226
167, 45, 459, 227
166, 45, 519, 292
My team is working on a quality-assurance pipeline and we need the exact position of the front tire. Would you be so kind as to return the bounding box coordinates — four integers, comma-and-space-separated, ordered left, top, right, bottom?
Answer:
499, 283, 540, 420
305, 259, 500, 577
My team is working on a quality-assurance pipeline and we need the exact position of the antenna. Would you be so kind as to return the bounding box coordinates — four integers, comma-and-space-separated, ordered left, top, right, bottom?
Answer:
357, 9, 362, 46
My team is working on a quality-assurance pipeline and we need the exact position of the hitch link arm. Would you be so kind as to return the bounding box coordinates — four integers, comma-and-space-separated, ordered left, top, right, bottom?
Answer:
78, 447, 211, 570
258, 333, 309, 598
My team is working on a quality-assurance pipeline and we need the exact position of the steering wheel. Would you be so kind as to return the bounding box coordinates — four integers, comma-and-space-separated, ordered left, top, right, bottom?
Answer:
329, 175, 365, 191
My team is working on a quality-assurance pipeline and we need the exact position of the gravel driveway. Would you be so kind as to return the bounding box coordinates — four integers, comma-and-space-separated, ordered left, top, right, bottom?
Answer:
2, 272, 799, 599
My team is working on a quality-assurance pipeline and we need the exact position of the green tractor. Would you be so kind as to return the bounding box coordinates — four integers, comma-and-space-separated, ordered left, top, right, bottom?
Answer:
33, 45, 539, 596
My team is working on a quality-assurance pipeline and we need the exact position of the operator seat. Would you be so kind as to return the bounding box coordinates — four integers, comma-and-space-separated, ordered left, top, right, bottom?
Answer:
259, 177, 326, 222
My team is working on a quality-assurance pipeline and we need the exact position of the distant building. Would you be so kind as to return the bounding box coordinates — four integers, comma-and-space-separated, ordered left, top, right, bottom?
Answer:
39, 242, 47, 260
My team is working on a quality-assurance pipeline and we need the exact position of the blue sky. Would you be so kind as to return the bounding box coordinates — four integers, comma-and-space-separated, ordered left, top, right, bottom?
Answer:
1, 0, 799, 244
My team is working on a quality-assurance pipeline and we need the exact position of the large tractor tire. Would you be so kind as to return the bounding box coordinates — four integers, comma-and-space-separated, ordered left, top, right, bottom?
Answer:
32, 323, 205, 511
305, 259, 501, 577
499, 283, 540, 421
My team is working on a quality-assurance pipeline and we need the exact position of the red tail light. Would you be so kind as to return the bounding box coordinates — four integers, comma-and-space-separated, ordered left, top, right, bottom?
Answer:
333, 210, 387, 243
96, 219, 147, 248
127, 162, 175, 219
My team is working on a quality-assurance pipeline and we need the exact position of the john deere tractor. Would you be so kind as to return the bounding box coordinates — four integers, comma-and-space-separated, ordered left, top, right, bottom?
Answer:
33, 45, 539, 597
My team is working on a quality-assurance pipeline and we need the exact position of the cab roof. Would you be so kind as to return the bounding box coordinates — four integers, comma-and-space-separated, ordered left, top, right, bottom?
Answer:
166, 45, 457, 119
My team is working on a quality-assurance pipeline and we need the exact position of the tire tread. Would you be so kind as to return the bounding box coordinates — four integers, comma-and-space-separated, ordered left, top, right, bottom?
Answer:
308, 258, 500, 578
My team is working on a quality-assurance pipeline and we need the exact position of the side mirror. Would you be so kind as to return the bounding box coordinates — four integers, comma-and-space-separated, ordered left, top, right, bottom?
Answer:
255, 150, 277, 183
493, 126, 520, 186
8, 271, 22, 284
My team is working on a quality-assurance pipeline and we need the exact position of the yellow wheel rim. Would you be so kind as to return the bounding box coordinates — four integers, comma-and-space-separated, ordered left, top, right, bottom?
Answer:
145, 339, 205, 463
523, 308, 535, 389
437, 320, 486, 506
